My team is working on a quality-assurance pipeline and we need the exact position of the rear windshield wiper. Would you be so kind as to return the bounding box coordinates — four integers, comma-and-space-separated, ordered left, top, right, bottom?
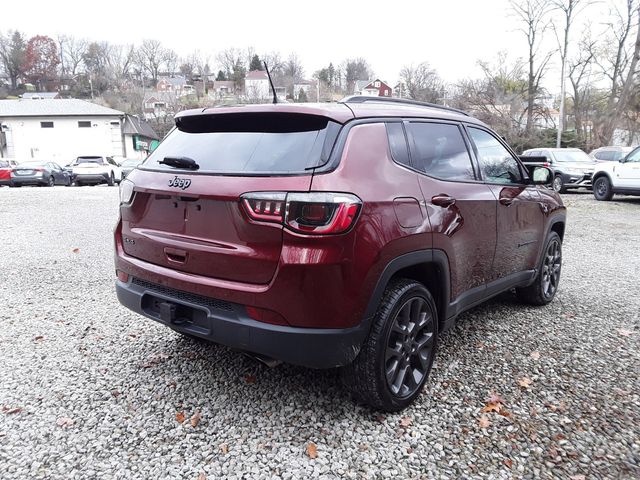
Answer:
159, 156, 200, 170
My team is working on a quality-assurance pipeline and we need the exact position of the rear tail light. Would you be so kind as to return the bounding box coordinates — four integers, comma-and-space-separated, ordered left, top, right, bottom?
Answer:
119, 179, 135, 204
240, 192, 362, 235
34, 168, 44, 172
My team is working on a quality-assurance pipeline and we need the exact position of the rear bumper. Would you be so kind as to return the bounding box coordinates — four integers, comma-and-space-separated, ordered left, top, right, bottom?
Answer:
75, 173, 109, 184
116, 277, 366, 368
10, 176, 46, 185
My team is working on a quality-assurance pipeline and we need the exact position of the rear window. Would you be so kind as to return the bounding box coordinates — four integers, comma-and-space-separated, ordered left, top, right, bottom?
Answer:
0, 161, 9, 168
75, 157, 105, 165
143, 113, 341, 174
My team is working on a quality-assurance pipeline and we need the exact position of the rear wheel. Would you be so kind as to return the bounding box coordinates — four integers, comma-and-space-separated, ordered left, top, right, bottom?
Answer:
517, 231, 562, 305
341, 279, 438, 411
593, 176, 613, 201
47, 176, 55, 187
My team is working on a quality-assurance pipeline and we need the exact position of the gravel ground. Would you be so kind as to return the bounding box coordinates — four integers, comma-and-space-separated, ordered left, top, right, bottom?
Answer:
0, 186, 638, 479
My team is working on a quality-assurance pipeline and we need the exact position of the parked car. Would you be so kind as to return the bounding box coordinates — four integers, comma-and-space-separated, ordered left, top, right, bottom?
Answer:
589, 146, 634, 162
10, 161, 72, 187
71, 156, 122, 186
520, 148, 596, 193
0, 159, 18, 186
592, 145, 640, 200
120, 158, 144, 178
114, 96, 566, 411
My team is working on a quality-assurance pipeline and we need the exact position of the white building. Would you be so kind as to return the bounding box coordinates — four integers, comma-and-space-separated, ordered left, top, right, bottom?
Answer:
0, 99, 125, 164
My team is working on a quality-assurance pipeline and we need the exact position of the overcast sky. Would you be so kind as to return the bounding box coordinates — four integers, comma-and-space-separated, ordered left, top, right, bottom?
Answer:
1, 0, 624, 90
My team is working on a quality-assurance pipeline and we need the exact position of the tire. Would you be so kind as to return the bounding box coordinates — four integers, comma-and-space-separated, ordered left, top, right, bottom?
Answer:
47, 176, 55, 187
552, 175, 567, 194
107, 172, 115, 186
65, 177, 72, 186
341, 279, 438, 412
593, 176, 613, 201
516, 231, 562, 306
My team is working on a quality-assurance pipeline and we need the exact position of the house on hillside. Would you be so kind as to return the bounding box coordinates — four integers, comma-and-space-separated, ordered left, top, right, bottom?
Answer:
354, 79, 393, 97
293, 80, 316, 101
211, 80, 236, 99
157, 76, 194, 97
0, 99, 125, 164
143, 95, 175, 121
244, 70, 286, 102
122, 114, 160, 159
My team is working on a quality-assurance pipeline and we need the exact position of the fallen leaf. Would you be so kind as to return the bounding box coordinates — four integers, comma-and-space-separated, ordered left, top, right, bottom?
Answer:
56, 417, 73, 428
530, 351, 540, 360
167, 381, 177, 389
399, 416, 413, 428
198, 473, 207, 480
518, 377, 533, 389
34, 336, 44, 342
406, 447, 413, 454
617, 328, 633, 337
220, 443, 229, 454
72, 248, 80, 253
111, 390, 121, 398
478, 415, 491, 428
503, 459, 513, 469
481, 402, 502, 413
175, 411, 186, 423
190, 410, 201, 427
244, 374, 257, 384
570, 475, 586, 480
487, 392, 505, 404
6, 407, 22, 415
564, 312, 575, 319
306, 442, 318, 459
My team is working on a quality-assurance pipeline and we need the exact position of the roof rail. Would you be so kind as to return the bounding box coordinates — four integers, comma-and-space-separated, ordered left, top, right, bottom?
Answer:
340, 95, 469, 117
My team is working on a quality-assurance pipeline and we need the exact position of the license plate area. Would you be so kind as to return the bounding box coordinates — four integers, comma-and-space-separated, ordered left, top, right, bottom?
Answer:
142, 294, 210, 335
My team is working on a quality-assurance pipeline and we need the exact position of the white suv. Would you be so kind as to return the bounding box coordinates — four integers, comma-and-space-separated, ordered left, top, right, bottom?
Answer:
592, 147, 640, 200
71, 156, 122, 186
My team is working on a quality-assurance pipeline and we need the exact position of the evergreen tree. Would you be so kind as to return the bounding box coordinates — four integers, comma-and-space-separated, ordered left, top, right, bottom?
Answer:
249, 54, 263, 71
215, 70, 226, 81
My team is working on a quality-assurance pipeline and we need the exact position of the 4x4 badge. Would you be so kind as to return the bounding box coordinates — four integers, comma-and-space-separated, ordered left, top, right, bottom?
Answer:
168, 176, 191, 190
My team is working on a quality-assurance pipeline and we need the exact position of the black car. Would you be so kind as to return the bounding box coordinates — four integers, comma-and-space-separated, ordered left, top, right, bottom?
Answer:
10, 161, 72, 187
520, 148, 596, 193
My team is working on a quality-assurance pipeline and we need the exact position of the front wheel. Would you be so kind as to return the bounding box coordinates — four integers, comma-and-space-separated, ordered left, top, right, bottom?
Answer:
107, 172, 115, 186
341, 279, 438, 411
552, 175, 566, 194
593, 176, 613, 201
516, 231, 562, 305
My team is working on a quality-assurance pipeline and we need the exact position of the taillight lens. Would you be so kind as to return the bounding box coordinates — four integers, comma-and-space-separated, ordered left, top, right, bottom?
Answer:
119, 179, 135, 205
240, 192, 362, 235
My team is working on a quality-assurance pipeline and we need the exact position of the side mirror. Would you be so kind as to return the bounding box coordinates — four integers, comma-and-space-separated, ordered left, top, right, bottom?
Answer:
528, 166, 553, 186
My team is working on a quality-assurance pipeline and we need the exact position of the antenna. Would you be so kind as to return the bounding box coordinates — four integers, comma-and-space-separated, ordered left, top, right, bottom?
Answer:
263, 61, 278, 104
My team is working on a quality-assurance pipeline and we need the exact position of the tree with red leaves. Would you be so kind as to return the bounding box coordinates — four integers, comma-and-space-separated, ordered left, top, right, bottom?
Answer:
22, 35, 60, 91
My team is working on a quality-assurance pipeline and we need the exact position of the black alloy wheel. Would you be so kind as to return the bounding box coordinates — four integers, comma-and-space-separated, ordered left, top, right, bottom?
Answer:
385, 297, 435, 398
48, 176, 55, 187
342, 279, 438, 411
540, 236, 562, 300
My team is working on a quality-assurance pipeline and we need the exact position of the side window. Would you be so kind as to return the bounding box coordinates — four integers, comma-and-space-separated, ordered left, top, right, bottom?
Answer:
407, 122, 476, 181
386, 122, 410, 167
595, 150, 613, 161
468, 127, 524, 184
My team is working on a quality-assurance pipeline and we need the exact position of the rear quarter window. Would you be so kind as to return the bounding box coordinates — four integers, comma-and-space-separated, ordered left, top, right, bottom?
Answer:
144, 113, 341, 174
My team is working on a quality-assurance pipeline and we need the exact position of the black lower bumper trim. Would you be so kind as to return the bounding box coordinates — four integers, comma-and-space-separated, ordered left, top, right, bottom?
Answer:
116, 279, 367, 369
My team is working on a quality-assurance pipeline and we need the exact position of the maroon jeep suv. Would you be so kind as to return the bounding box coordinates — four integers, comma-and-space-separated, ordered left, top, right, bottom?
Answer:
114, 97, 565, 411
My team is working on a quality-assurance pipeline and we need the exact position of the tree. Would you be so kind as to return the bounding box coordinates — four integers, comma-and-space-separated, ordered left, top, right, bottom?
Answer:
592, 0, 640, 146
342, 58, 372, 93
249, 54, 263, 71
215, 70, 226, 81
136, 39, 166, 85
511, 0, 554, 134
0, 30, 27, 89
550, 0, 594, 147
399, 62, 445, 103
22, 35, 60, 90
297, 88, 308, 102
58, 35, 87, 78
567, 35, 598, 147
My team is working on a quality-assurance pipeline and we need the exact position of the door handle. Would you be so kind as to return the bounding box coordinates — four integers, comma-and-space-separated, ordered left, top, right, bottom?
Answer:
431, 194, 456, 207
499, 197, 514, 206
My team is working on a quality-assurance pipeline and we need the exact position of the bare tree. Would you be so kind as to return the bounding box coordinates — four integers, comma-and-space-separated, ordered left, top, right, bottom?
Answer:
399, 62, 445, 103
568, 34, 598, 147
60, 35, 87, 77
592, 0, 640, 146
550, 0, 595, 147
136, 39, 166, 85
511, 0, 554, 134
341, 58, 373, 94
